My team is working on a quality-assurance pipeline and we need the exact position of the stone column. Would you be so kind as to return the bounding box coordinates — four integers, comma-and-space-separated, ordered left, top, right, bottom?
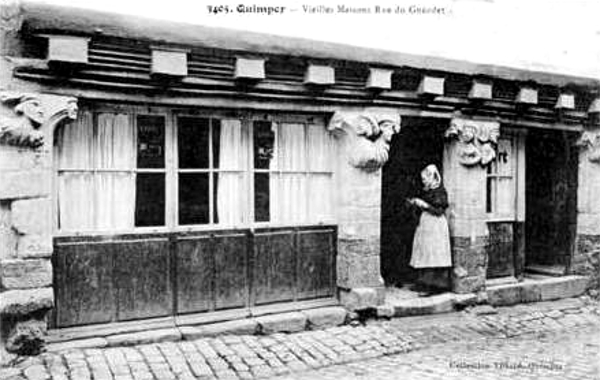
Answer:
573, 125, 600, 292
0, 91, 77, 361
328, 109, 400, 310
443, 118, 500, 294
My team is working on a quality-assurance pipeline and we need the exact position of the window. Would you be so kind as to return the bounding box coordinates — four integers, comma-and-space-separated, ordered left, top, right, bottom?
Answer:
136, 115, 166, 227
486, 131, 525, 220
55, 107, 335, 233
177, 117, 247, 226
253, 120, 335, 224
55, 112, 166, 231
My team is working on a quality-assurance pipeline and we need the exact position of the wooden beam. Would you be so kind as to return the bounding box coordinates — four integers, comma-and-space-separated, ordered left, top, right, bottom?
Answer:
555, 93, 575, 110
516, 87, 538, 105
304, 64, 334, 86
418, 75, 444, 96
20, 3, 600, 89
469, 80, 492, 100
43, 35, 89, 64
366, 68, 393, 90
151, 47, 188, 77
234, 57, 265, 80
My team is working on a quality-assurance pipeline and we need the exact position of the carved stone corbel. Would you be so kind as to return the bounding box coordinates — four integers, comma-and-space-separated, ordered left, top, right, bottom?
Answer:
328, 110, 401, 172
0, 92, 78, 149
445, 118, 500, 166
0, 93, 45, 148
577, 128, 600, 163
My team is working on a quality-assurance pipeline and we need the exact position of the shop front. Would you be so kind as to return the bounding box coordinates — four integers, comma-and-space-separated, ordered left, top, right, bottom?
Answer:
51, 106, 338, 327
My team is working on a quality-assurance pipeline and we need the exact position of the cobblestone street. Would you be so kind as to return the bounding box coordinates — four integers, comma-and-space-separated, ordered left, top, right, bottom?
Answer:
2, 297, 599, 380
275, 321, 600, 380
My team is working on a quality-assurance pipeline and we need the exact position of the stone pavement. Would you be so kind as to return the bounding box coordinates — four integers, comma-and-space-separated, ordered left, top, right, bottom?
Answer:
273, 324, 600, 380
2, 296, 599, 380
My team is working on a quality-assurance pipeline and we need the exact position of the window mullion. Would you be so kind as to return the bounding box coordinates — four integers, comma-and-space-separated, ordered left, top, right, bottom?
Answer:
304, 122, 309, 223
166, 111, 176, 229
208, 119, 214, 226
91, 112, 99, 229
246, 117, 254, 226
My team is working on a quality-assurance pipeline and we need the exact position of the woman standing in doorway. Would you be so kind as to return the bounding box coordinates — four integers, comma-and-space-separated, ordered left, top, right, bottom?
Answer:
408, 164, 452, 295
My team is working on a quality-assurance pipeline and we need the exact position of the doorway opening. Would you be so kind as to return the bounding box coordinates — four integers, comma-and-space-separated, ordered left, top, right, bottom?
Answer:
525, 129, 579, 276
381, 117, 446, 289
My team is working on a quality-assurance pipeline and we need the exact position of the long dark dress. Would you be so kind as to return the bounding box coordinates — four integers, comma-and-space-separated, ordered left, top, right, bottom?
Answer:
410, 186, 452, 290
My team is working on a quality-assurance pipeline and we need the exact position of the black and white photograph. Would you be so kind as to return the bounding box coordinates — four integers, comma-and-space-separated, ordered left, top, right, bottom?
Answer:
0, 0, 599, 378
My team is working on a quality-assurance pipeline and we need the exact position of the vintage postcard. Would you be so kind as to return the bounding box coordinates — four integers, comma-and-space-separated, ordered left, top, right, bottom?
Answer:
0, 0, 599, 379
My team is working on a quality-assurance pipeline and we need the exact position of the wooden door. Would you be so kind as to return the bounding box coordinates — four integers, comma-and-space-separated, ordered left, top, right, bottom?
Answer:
526, 131, 578, 269
486, 222, 516, 278
53, 236, 172, 327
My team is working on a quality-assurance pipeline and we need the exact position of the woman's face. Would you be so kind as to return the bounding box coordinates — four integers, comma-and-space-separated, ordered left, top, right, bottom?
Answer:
421, 170, 431, 186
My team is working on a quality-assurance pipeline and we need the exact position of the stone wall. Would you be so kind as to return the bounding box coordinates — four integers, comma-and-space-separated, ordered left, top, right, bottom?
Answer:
0, 91, 77, 362
573, 125, 600, 293
329, 109, 400, 310
573, 235, 600, 293
443, 118, 500, 294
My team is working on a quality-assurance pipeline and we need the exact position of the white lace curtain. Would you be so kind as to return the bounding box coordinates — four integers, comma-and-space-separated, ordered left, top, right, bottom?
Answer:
55, 113, 334, 232
269, 122, 334, 224
56, 112, 135, 231
217, 119, 246, 226
490, 136, 516, 218
307, 124, 334, 222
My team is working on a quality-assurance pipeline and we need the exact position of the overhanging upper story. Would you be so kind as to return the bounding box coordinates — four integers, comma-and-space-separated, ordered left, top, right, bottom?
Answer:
1, 1, 600, 131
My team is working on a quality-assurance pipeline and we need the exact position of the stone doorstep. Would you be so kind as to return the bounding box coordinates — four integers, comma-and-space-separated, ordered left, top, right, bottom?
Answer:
46, 306, 348, 352
377, 275, 590, 318
378, 292, 478, 318
486, 275, 589, 307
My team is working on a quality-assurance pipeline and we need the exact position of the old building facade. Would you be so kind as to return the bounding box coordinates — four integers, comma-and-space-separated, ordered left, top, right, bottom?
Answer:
1, 2, 599, 356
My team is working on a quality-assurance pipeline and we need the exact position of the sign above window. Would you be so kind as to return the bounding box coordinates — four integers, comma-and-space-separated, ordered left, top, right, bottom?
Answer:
151, 47, 189, 77
43, 35, 90, 65
235, 57, 265, 80
366, 68, 393, 90
418, 75, 445, 96
304, 64, 335, 86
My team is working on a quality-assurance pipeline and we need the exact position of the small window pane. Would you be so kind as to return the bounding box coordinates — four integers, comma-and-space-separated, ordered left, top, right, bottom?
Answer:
178, 117, 209, 169
308, 124, 332, 171
254, 173, 270, 222
497, 178, 515, 216
278, 123, 306, 171
253, 121, 275, 169
213, 173, 219, 224
497, 138, 513, 176
179, 173, 209, 225
217, 119, 245, 170
276, 173, 307, 223
216, 172, 245, 225
308, 173, 333, 222
212, 119, 221, 169
486, 177, 493, 213
135, 173, 165, 226
137, 115, 165, 168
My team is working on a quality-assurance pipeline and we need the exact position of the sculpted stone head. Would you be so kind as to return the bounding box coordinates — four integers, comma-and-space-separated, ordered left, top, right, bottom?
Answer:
14, 95, 45, 126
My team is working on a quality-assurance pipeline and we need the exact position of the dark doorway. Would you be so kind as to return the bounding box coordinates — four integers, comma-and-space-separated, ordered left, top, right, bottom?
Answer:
381, 117, 446, 286
525, 129, 578, 274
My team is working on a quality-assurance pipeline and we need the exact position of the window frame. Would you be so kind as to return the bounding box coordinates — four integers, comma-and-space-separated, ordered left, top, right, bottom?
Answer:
173, 112, 251, 229
53, 105, 171, 236
485, 128, 526, 222
53, 105, 335, 236
248, 113, 335, 228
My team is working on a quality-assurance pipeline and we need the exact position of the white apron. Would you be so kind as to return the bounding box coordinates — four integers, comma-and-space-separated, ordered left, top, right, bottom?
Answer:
410, 212, 452, 268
